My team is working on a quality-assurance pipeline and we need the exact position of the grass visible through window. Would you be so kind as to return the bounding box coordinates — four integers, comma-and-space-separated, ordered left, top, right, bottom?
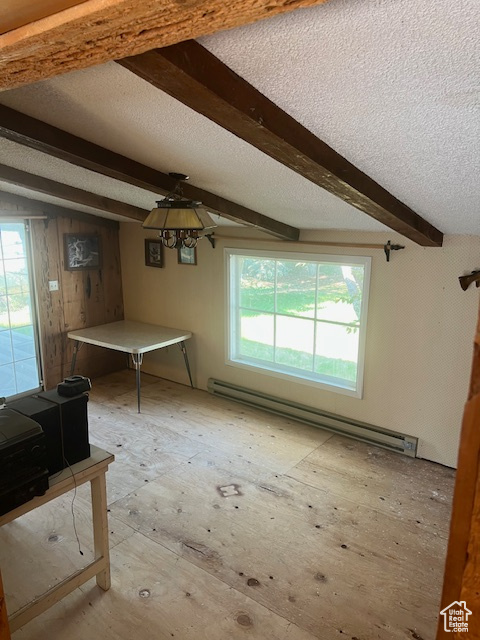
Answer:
229, 251, 370, 395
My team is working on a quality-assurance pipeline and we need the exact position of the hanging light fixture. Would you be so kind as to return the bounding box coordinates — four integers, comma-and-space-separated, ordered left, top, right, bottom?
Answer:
143, 173, 217, 249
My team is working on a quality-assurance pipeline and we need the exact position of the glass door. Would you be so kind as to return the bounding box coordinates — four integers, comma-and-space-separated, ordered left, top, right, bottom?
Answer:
0, 221, 42, 399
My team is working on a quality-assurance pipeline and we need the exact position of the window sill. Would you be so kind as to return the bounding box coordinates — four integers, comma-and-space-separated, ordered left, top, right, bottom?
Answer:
226, 357, 363, 399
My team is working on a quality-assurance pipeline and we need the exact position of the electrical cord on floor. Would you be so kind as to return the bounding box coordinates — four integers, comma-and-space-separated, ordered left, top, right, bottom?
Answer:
63, 454, 83, 556
49, 395, 85, 557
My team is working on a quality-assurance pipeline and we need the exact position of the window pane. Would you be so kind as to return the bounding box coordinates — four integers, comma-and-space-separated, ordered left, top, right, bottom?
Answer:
0, 222, 40, 399
7, 293, 32, 327
239, 258, 275, 312
317, 264, 364, 324
0, 295, 8, 329
12, 325, 36, 360
0, 363, 16, 396
0, 330, 13, 366
228, 250, 370, 396
0, 225, 26, 259
276, 260, 317, 318
315, 322, 359, 383
14, 358, 39, 394
238, 309, 274, 361
5, 260, 29, 295
275, 316, 314, 370
0, 263, 6, 296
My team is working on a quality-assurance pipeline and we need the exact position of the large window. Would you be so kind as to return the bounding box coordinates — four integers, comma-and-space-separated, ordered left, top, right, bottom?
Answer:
226, 249, 371, 397
0, 222, 41, 399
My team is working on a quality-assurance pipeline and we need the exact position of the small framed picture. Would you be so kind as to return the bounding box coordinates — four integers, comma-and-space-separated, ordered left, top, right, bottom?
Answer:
178, 246, 197, 265
145, 239, 164, 268
64, 234, 101, 270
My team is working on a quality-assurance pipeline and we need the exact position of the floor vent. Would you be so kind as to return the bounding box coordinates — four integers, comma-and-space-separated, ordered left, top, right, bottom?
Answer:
207, 379, 418, 457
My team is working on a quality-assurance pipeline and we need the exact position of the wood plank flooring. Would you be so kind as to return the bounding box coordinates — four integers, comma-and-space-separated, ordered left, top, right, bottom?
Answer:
0, 371, 455, 640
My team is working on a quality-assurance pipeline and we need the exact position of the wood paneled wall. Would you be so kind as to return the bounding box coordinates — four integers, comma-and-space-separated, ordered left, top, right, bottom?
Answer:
0, 196, 125, 389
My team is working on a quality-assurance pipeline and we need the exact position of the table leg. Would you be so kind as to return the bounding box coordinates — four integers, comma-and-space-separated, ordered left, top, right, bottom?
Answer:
131, 353, 144, 413
70, 340, 81, 376
90, 474, 111, 591
179, 341, 194, 388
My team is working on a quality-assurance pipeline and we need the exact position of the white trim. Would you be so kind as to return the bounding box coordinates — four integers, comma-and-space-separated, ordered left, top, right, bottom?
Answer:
225, 247, 371, 399
25, 220, 44, 392
0, 220, 42, 399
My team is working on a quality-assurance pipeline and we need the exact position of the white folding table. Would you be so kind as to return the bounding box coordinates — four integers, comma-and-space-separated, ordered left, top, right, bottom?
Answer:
68, 320, 193, 412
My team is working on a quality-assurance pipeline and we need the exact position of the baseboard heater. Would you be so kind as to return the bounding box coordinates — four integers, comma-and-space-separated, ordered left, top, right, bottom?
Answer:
207, 379, 418, 457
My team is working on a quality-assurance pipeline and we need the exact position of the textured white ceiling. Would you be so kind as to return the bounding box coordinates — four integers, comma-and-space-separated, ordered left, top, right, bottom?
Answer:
0, 138, 239, 225
0, 179, 235, 229
0, 138, 159, 209
0, 0, 478, 236
200, 0, 480, 235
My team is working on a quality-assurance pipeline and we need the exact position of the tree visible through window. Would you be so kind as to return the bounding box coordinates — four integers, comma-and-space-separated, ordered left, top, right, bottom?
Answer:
0, 222, 41, 399
227, 249, 371, 397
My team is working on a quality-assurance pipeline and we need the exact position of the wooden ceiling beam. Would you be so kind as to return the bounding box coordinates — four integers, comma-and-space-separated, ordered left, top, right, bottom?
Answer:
0, 0, 87, 36
0, 164, 147, 222
119, 41, 444, 247
0, 105, 299, 240
0, 0, 328, 90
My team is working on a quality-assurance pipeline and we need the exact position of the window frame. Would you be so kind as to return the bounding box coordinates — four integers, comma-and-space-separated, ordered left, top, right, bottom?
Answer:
0, 219, 43, 400
225, 248, 371, 398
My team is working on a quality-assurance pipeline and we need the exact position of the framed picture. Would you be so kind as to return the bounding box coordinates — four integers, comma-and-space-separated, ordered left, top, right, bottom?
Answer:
145, 239, 164, 268
64, 234, 101, 270
178, 245, 197, 265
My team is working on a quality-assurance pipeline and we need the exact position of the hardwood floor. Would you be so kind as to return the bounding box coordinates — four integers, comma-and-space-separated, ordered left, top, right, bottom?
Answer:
0, 371, 455, 640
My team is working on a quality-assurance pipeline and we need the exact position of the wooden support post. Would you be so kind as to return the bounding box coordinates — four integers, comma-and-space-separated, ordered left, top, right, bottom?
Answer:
0, 570, 11, 640
437, 303, 480, 638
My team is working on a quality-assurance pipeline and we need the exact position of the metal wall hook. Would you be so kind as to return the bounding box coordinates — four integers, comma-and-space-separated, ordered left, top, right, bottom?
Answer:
384, 240, 405, 262
459, 270, 480, 291
204, 233, 216, 249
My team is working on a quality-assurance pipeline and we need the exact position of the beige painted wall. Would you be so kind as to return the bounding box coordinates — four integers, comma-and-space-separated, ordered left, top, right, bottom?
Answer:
120, 225, 480, 468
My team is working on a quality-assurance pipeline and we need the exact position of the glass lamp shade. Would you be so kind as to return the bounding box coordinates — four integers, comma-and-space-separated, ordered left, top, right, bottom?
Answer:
143, 202, 217, 231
